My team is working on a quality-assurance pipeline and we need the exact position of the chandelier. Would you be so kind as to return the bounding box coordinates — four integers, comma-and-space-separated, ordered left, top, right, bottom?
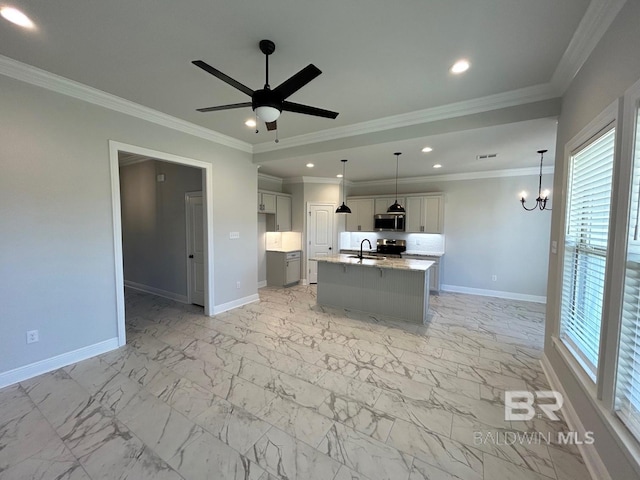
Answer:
521, 149, 551, 211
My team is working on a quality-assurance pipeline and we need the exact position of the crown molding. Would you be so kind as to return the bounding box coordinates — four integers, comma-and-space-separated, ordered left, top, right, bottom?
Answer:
0, 55, 253, 153
253, 83, 557, 154
550, 0, 628, 94
283, 176, 342, 185
257, 172, 284, 183
1, 0, 621, 159
351, 166, 555, 188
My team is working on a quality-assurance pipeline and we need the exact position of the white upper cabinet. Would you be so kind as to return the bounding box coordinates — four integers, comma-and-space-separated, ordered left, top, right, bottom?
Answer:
374, 197, 406, 215
345, 198, 375, 232
275, 195, 292, 232
405, 195, 444, 233
259, 190, 292, 232
258, 191, 276, 213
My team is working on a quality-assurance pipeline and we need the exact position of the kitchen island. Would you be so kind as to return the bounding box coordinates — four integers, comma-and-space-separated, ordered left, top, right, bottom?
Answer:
313, 254, 435, 324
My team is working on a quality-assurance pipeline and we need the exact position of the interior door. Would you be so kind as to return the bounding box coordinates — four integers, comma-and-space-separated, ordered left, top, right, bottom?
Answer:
307, 203, 335, 284
186, 192, 205, 306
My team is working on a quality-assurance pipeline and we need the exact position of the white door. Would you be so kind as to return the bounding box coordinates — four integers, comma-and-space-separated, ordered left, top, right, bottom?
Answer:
307, 203, 335, 284
186, 192, 205, 306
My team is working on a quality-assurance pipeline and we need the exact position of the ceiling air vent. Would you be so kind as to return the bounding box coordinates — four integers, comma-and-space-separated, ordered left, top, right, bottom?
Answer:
476, 153, 498, 160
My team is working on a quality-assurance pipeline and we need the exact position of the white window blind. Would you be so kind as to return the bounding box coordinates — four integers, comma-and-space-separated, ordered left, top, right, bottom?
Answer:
560, 127, 615, 379
616, 106, 640, 441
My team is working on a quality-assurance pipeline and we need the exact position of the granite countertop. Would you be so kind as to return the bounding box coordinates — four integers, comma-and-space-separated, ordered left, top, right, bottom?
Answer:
403, 251, 445, 257
266, 249, 301, 253
339, 249, 445, 257
313, 254, 434, 272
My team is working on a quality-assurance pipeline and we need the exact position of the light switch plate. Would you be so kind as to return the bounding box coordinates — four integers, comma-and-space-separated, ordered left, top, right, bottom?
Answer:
230, 232, 240, 239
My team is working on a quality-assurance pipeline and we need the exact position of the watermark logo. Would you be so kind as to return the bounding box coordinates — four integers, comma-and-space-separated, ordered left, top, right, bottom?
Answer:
474, 430, 595, 446
475, 390, 596, 447
505, 390, 563, 421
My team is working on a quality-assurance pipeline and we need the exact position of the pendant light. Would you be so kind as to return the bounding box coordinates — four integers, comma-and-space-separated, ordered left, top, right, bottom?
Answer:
336, 159, 352, 214
520, 149, 551, 211
387, 152, 405, 214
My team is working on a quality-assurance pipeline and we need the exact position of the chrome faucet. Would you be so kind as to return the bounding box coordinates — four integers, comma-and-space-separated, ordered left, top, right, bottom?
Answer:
359, 239, 372, 259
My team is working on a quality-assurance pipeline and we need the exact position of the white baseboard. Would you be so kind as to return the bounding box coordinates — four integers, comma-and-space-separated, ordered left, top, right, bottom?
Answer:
540, 354, 611, 480
124, 280, 188, 304
213, 293, 260, 315
440, 284, 546, 303
0, 337, 120, 389
257, 280, 267, 288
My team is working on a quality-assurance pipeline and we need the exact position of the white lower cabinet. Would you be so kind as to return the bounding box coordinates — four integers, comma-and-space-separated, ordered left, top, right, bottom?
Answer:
404, 254, 442, 292
266, 251, 301, 286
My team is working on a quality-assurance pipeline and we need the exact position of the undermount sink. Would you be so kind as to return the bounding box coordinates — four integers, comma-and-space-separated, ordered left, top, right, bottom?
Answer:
347, 255, 385, 260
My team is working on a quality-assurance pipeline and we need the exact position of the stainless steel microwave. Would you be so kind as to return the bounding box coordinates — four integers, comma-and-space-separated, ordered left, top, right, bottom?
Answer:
374, 214, 405, 232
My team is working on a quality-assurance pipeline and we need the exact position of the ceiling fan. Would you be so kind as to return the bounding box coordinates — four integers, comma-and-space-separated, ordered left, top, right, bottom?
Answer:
192, 39, 339, 131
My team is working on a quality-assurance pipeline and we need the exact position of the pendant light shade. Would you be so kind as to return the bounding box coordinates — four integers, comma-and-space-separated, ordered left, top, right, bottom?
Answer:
336, 159, 351, 214
336, 202, 352, 214
387, 152, 405, 214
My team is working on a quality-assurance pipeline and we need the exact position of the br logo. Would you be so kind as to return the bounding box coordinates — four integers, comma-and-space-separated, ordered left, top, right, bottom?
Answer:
504, 391, 564, 421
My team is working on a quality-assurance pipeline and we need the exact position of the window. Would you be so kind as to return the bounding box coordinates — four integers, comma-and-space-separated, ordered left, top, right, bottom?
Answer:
560, 127, 616, 379
616, 105, 640, 441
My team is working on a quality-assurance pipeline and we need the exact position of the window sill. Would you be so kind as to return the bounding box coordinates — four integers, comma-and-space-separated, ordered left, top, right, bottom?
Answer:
551, 336, 640, 475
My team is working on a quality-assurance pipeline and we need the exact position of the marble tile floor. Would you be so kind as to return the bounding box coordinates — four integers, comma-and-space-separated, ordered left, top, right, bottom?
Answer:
0, 286, 592, 480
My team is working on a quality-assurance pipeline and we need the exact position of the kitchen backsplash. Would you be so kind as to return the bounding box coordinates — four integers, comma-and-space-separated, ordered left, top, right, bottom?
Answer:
340, 232, 445, 254
266, 231, 302, 251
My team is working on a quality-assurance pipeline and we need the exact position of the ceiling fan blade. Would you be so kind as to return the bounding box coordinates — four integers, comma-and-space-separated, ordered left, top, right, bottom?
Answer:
274, 64, 322, 99
282, 101, 339, 119
196, 102, 252, 113
266, 121, 277, 131
192, 60, 254, 97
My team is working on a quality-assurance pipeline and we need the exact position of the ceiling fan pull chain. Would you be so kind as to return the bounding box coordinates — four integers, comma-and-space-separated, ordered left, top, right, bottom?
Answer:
255, 112, 259, 134
275, 127, 279, 144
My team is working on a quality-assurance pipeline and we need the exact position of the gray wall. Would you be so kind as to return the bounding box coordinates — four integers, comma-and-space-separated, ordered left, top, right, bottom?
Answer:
282, 181, 340, 283
120, 160, 202, 298
0, 73, 256, 376
545, 1, 640, 478
350, 173, 552, 298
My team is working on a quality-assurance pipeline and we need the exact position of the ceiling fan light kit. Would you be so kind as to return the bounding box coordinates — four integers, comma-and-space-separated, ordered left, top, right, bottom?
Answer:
193, 39, 338, 136
255, 105, 281, 123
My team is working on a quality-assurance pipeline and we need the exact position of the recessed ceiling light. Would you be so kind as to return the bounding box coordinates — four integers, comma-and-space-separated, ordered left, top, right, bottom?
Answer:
421, 147, 433, 153
245, 119, 256, 128
450, 59, 470, 74
336, 174, 343, 178
306, 163, 314, 168
433, 164, 442, 169
0, 7, 34, 28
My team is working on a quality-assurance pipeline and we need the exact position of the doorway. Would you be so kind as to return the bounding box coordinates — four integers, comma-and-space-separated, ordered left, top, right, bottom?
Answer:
109, 141, 215, 346
307, 203, 336, 284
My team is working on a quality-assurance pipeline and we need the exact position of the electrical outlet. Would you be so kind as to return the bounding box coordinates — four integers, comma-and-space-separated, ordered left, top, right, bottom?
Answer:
236, 281, 241, 289
491, 275, 497, 282
26, 330, 39, 344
